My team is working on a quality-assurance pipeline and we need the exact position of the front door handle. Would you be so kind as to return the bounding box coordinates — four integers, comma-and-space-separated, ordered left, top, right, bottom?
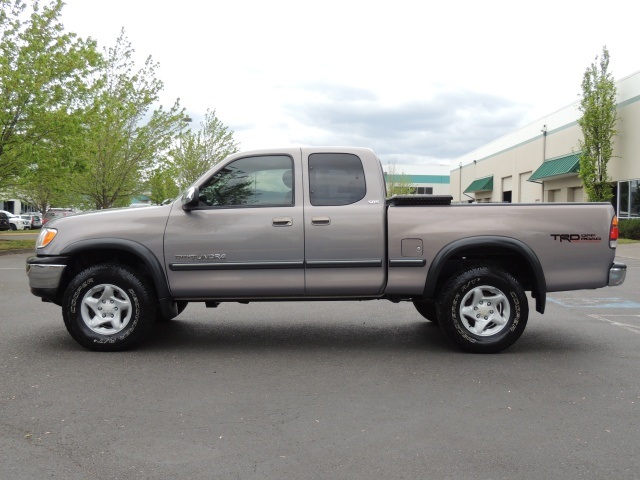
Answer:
272, 217, 293, 227
311, 216, 331, 226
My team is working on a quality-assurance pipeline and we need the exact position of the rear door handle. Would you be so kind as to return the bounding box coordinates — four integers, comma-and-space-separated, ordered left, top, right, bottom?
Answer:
272, 217, 293, 227
311, 216, 331, 226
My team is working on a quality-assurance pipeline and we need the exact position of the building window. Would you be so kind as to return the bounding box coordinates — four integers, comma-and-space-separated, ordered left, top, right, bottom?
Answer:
416, 187, 433, 195
618, 180, 640, 218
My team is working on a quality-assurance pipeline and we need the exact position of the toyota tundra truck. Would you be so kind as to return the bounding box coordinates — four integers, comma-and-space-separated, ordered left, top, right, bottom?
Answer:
26, 147, 627, 353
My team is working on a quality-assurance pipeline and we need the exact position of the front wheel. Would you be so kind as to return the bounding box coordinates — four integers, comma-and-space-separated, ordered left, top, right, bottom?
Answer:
62, 263, 157, 351
437, 266, 528, 353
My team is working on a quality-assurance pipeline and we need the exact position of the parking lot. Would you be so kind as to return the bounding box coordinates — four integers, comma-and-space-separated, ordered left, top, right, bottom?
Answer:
1, 247, 639, 479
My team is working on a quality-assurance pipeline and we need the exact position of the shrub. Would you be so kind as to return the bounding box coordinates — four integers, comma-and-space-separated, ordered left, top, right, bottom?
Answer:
618, 219, 640, 240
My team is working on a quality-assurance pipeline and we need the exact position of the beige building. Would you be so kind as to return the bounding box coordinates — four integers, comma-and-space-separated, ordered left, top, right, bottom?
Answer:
450, 69, 640, 218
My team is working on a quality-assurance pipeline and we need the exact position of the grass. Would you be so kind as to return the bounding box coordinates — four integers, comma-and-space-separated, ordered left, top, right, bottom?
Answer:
618, 238, 640, 244
0, 238, 36, 251
0, 230, 37, 252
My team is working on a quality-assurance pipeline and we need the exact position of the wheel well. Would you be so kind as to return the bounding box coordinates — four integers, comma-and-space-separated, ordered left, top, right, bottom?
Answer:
56, 249, 157, 304
425, 242, 546, 314
437, 247, 535, 290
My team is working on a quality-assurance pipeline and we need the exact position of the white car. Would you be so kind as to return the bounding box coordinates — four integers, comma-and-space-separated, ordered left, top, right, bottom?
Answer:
18, 213, 42, 229
0, 210, 30, 230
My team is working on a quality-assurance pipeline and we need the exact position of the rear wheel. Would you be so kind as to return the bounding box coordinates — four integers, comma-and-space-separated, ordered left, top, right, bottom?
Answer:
62, 263, 156, 351
437, 266, 528, 353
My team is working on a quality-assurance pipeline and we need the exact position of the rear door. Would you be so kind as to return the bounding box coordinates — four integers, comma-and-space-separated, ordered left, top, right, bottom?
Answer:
164, 150, 305, 298
302, 148, 387, 296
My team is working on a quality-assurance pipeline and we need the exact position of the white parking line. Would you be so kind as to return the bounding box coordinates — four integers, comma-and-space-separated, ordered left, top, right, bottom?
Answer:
587, 314, 640, 335
548, 296, 640, 308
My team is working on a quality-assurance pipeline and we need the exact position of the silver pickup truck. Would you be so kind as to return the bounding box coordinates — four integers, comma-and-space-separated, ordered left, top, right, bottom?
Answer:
26, 147, 626, 353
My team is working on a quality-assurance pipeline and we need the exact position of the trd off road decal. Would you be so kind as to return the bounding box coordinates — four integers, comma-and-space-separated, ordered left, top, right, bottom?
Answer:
550, 234, 601, 243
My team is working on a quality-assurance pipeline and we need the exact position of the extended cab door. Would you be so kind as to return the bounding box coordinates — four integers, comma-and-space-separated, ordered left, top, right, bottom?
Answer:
302, 148, 387, 295
164, 150, 304, 298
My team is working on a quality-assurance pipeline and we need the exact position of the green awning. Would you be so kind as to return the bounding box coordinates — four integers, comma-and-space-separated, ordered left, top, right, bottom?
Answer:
528, 153, 580, 182
464, 176, 493, 193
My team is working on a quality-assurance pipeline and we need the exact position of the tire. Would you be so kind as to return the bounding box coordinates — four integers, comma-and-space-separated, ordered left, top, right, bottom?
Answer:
10, 224, 16, 230
413, 300, 439, 324
62, 263, 157, 351
437, 266, 528, 353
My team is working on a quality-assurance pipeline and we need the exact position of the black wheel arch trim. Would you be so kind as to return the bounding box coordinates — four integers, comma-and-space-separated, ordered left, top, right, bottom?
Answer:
424, 236, 547, 314
59, 238, 171, 302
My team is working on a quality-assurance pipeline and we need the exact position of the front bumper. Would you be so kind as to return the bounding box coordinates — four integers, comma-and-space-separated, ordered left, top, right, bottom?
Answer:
26, 255, 69, 301
608, 262, 627, 287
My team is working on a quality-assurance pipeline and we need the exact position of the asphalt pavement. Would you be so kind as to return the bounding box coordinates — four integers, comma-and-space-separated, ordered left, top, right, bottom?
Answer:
0, 248, 639, 480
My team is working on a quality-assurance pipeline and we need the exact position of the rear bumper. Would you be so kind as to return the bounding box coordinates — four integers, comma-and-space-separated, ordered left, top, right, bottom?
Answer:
608, 262, 627, 287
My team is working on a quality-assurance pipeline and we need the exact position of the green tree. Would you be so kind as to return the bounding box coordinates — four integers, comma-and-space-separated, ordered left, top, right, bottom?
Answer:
578, 46, 618, 202
384, 161, 415, 196
146, 167, 179, 205
166, 109, 239, 191
0, 0, 98, 191
13, 132, 85, 214
73, 30, 185, 210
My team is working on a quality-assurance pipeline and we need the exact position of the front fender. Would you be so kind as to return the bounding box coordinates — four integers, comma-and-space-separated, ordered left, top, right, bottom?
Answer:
60, 238, 171, 302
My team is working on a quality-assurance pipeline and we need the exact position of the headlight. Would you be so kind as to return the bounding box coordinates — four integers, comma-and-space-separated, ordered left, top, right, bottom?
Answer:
36, 228, 58, 248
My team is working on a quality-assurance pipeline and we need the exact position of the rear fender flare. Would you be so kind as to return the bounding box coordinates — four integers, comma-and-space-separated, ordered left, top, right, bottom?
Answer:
424, 236, 546, 314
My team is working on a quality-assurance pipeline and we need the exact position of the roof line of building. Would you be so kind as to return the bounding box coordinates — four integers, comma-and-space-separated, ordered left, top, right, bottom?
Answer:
458, 92, 640, 172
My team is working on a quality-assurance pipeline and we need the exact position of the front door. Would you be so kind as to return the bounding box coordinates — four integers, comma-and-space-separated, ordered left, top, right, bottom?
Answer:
164, 151, 305, 298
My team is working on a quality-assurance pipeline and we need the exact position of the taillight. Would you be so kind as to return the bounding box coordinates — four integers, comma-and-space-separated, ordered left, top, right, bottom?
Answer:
609, 215, 619, 248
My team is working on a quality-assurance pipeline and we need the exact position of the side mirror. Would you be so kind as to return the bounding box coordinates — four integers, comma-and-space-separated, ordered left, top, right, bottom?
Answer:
182, 186, 200, 210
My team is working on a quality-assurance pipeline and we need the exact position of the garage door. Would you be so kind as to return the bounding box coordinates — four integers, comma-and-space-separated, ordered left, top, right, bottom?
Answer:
519, 172, 541, 203
502, 176, 513, 192
571, 187, 584, 202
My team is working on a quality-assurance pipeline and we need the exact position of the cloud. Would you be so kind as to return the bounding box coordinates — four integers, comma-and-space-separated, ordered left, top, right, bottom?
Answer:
282, 84, 528, 166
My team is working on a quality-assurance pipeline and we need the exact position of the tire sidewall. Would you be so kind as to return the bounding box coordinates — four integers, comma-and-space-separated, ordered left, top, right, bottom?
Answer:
439, 267, 528, 353
63, 264, 154, 351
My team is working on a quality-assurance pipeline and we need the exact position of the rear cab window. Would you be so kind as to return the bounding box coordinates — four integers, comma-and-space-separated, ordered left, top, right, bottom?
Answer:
308, 153, 366, 206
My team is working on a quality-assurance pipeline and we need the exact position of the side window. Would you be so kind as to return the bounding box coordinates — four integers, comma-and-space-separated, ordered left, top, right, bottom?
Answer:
308, 153, 366, 206
199, 155, 294, 207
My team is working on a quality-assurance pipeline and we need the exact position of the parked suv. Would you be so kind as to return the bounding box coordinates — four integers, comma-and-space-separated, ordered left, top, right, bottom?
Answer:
0, 212, 10, 231
18, 214, 42, 229
0, 210, 30, 230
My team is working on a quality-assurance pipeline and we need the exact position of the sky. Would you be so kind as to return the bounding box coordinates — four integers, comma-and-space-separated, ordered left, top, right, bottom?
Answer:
60, 0, 639, 174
